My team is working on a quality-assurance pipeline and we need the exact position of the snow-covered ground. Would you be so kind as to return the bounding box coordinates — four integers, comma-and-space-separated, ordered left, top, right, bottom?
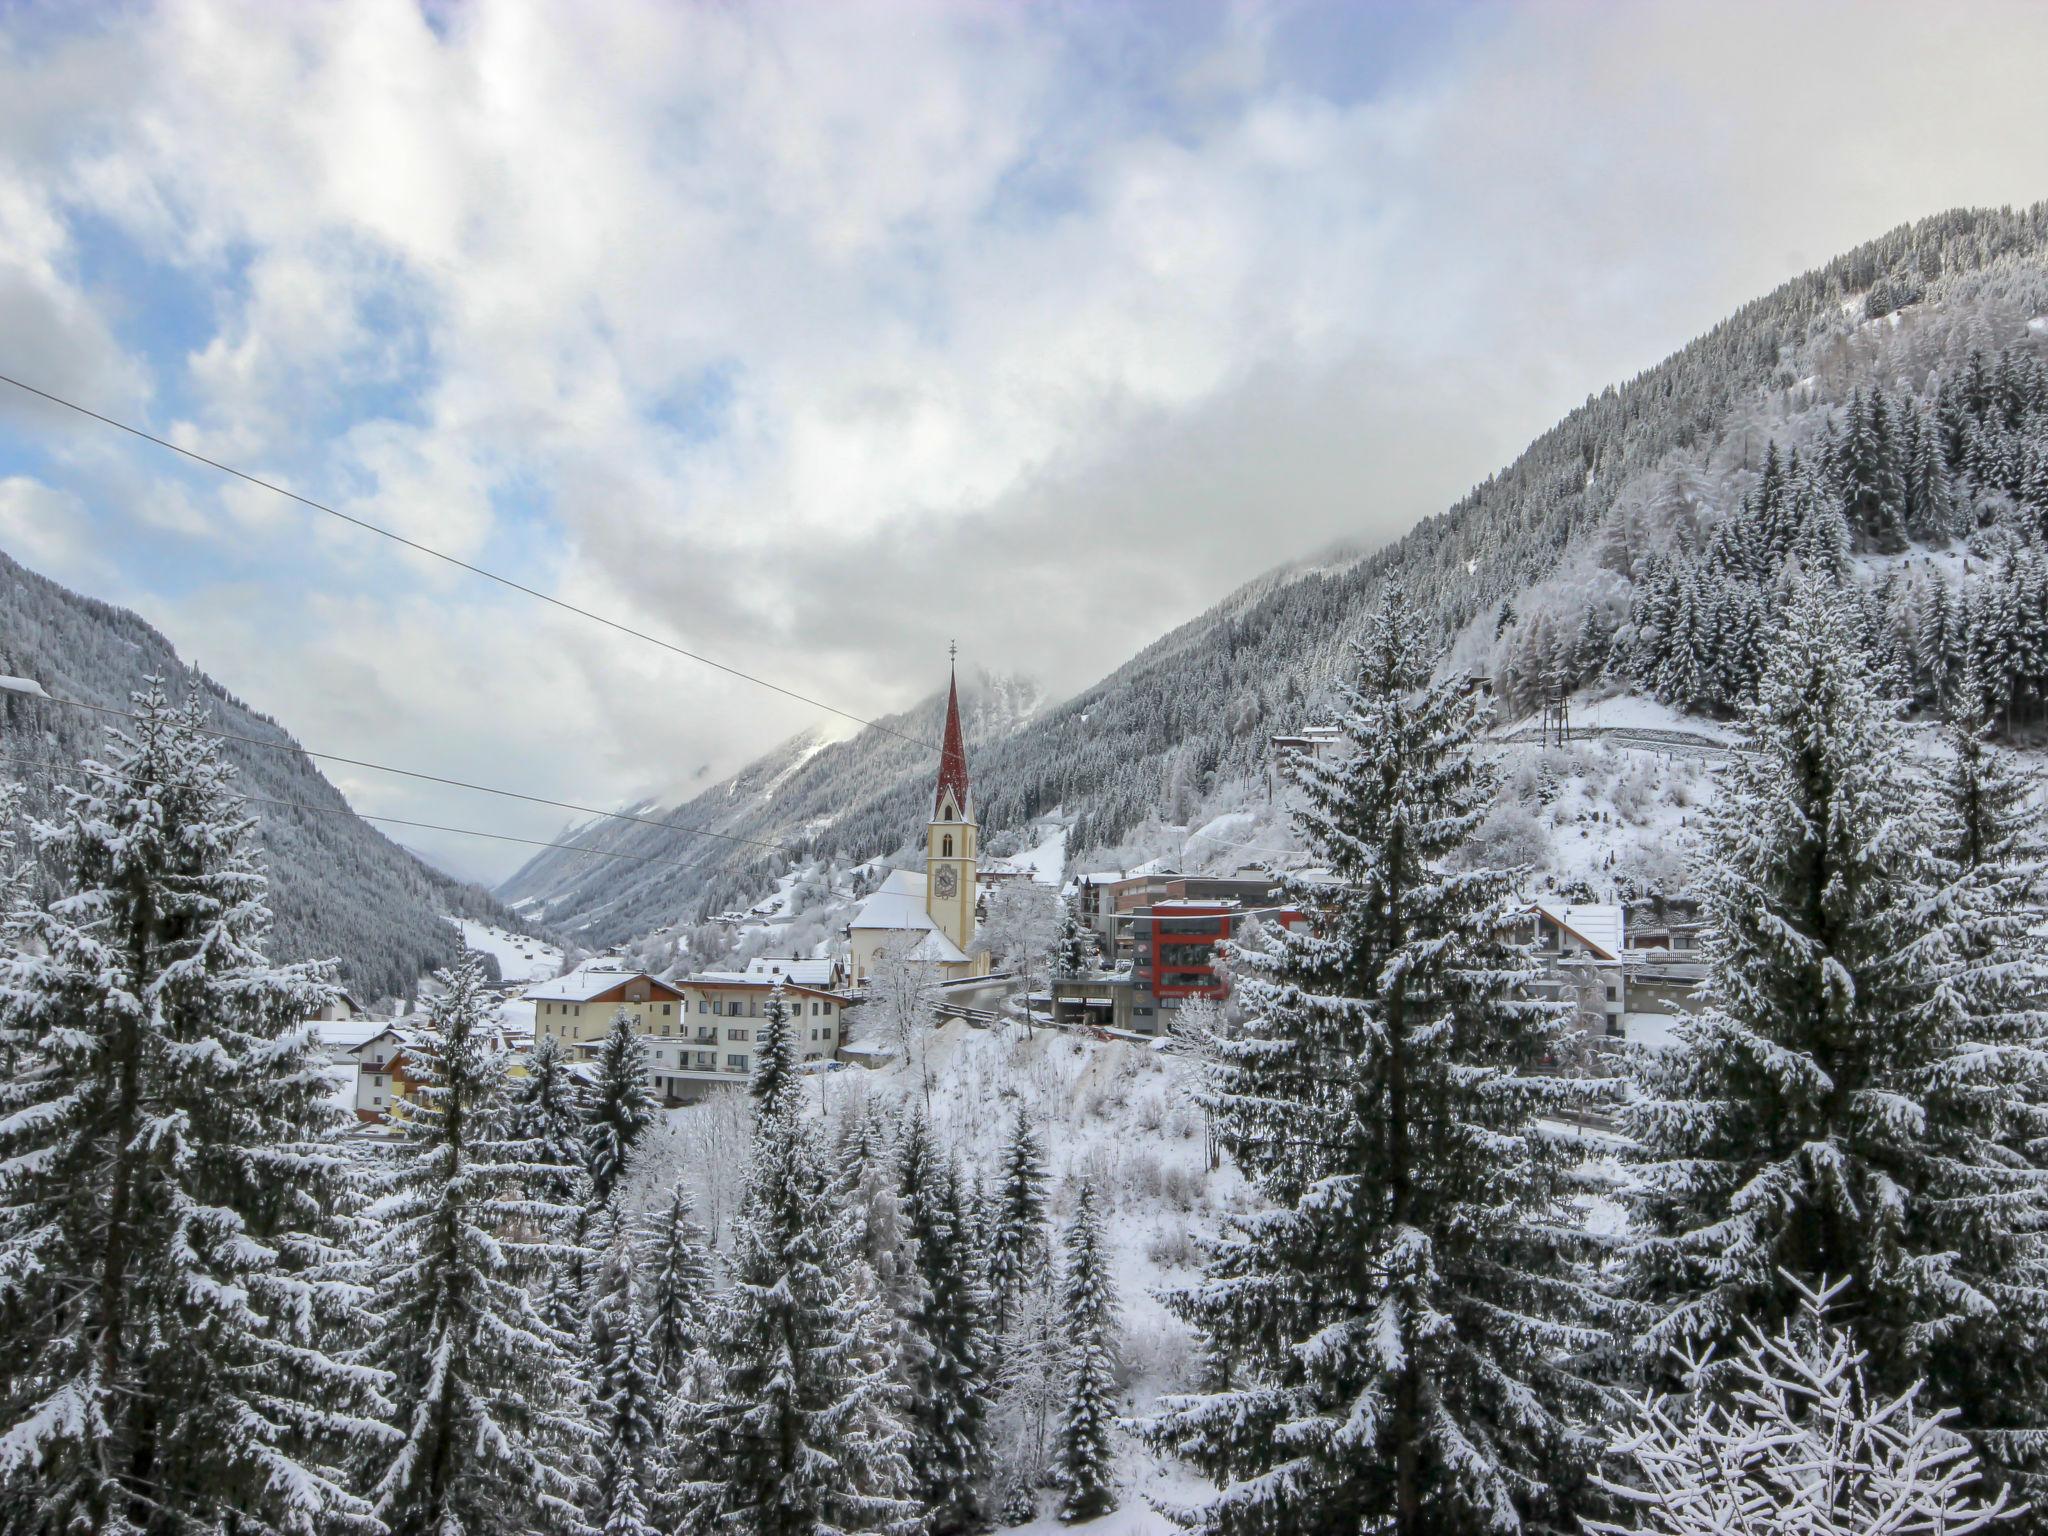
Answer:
448, 918, 561, 981
1011, 824, 1068, 886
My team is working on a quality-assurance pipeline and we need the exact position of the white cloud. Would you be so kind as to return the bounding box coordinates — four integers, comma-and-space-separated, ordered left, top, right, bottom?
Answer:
0, 476, 109, 584
1, 0, 2047, 881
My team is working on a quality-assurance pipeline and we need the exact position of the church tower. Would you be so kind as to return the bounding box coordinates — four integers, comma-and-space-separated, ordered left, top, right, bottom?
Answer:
926, 650, 978, 960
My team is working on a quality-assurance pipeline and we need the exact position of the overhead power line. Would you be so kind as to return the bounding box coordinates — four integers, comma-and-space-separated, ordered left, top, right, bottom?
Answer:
7, 687, 791, 856
0, 753, 675, 867
0, 370, 939, 752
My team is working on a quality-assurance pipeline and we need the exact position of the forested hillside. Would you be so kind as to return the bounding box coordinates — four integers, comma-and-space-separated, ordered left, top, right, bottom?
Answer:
507, 205, 2048, 945
0, 549, 530, 999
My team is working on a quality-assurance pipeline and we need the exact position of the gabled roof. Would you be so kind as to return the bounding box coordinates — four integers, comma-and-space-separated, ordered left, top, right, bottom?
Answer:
313, 1018, 389, 1052
742, 956, 841, 987
1525, 902, 1625, 962
525, 970, 687, 1005
907, 928, 972, 966
674, 975, 846, 1002
849, 869, 937, 934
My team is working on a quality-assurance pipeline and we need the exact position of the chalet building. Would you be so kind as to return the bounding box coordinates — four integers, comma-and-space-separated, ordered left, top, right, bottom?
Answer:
308, 991, 370, 1022
1506, 901, 1627, 1032
846, 658, 995, 987
338, 1017, 534, 1124
528, 966, 848, 1102
528, 970, 692, 1046
343, 1025, 413, 1121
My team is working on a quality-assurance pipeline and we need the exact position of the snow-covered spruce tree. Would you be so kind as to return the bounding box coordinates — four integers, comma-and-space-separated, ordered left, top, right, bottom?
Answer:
512, 1030, 599, 1334
1052, 902, 1098, 980
985, 1103, 1050, 1345
585, 1222, 664, 1536
512, 1032, 591, 1204
1589, 1277, 2018, 1536
896, 1109, 996, 1534
1053, 1182, 1121, 1525
1146, 591, 1619, 1536
586, 1008, 659, 1208
641, 1183, 717, 1399
0, 688, 387, 1536
1624, 572, 2048, 1495
700, 974, 915, 1536
366, 947, 591, 1536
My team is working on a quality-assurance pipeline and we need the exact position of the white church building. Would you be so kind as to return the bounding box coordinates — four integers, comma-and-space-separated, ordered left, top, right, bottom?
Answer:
847, 661, 994, 987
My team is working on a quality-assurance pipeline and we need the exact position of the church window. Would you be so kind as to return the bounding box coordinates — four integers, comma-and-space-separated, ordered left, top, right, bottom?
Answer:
942, 834, 954, 857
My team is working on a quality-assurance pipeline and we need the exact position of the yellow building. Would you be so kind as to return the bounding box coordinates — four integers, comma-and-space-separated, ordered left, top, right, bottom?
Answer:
529, 969, 691, 1045
530, 967, 848, 1102
847, 658, 993, 987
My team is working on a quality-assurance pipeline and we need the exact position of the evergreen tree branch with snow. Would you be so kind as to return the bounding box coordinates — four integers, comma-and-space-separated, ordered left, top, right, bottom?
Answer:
1145, 592, 1622, 1536
0, 686, 389, 1536
1589, 1275, 2020, 1536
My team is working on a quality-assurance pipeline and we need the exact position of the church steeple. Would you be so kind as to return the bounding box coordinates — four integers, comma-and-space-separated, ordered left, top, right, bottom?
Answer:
934, 644, 971, 822
926, 645, 979, 963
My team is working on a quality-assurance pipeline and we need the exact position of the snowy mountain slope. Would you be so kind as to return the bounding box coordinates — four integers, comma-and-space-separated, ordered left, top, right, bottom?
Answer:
496, 669, 1048, 947
506, 206, 2048, 955
0, 547, 537, 1000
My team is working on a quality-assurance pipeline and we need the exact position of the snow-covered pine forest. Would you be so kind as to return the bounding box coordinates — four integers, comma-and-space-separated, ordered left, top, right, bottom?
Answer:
10, 551, 2048, 1534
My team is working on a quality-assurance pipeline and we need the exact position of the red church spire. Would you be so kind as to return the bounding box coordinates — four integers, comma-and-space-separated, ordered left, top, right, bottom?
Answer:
935, 644, 971, 820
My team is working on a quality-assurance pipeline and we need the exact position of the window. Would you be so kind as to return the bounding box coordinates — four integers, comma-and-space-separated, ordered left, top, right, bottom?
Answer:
371, 1074, 384, 1087
660, 1023, 671, 1036
729, 1029, 751, 1042
373, 1095, 384, 1106
726, 1053, 748, 1070
698, 999, 708, 1013
661, 1003, 672, 1016
1605, 986, 1617, 1002
823, 1002, 833, 1016
942, 834, 954, 857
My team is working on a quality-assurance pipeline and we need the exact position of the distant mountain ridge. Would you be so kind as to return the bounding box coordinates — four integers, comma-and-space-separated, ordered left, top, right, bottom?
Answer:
0, 549, 533, 1000
502, 205, 2048, 946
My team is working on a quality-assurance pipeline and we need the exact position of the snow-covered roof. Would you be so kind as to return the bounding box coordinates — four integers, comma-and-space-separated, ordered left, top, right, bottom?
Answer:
743, 956, 839, 987
315, 1019, 390, 1052
673, 974, 845, 1001
524, 970, 683, 1004
907, 928, 971, 966
1527, 902, 1625, 961
849, 869, 938, 934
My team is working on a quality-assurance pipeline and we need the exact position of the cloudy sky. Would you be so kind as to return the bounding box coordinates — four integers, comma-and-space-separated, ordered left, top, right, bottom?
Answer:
2, 0, 2046, 882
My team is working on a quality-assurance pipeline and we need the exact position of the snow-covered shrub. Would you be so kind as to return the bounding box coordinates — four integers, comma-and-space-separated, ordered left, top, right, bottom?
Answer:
1461, 800, 1554, 871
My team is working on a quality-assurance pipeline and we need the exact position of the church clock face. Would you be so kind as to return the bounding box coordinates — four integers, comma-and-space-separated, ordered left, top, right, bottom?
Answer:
933, 865, 958, 899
